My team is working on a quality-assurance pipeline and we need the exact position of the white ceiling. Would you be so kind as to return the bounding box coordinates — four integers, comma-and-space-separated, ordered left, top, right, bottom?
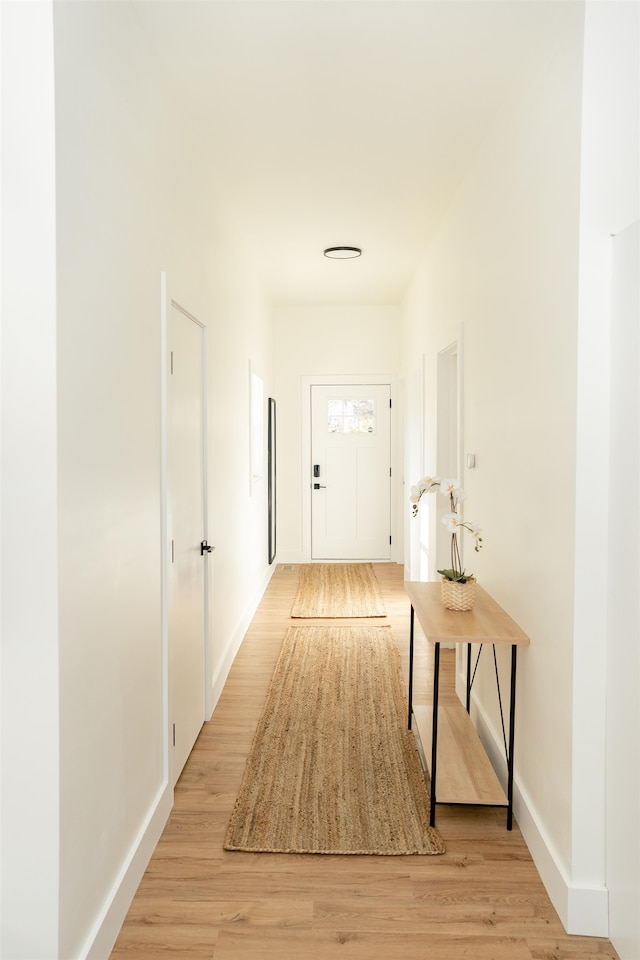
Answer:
133, 1, 575, 305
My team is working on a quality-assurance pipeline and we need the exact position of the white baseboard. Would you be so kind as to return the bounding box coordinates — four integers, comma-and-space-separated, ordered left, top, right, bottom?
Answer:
82, 563, 277, 959
81, 780, 173, 960
565, 874, 609, 937
208, 561, 277, 716
275, 549, 307, 563
274, 551, 397, 565
470, 694, 609, 938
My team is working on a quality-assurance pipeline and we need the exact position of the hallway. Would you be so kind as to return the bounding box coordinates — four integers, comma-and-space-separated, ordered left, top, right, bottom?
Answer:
110, 565, 619, 960
2, 2, 638, 955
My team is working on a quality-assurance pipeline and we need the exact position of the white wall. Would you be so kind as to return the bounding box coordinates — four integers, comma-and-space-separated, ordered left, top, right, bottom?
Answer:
203, 216, 275, 707
575, 2, 639, 956
401, 1, 640, 942
401, 0, 586, 930
1, 3, 60, 957
54, 9, 170, 951
572, 0, 639, 942
273, 305, 399, 561
2, 2, 274, 956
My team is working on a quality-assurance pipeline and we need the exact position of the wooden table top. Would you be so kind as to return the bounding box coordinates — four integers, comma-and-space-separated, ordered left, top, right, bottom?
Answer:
404, 581, 530, 646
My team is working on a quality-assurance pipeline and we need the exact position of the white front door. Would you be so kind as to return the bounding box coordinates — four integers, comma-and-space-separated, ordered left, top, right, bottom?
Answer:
311, 383, 391, 560
168, 303, 207, 785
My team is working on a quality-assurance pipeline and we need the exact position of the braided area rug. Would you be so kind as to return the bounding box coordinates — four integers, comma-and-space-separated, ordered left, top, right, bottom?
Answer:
223, 626, 445, 856
290, 563, 386, 618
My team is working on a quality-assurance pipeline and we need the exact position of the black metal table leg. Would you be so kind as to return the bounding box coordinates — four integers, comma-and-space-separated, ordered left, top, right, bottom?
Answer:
430, 641, 441, 827
507, 645, 517, 830
466, 643, 472, 713
408, 604, 415, 730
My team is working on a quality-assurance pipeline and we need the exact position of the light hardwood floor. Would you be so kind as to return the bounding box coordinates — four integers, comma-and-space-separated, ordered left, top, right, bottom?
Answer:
110, 563, 619, 959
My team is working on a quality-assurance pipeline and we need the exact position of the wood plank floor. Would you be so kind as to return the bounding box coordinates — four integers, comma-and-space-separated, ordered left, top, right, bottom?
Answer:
110, 563, 619, 959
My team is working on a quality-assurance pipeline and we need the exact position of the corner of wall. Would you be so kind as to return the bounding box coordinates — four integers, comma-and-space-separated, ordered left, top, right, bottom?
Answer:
472, 695, 609, 938
81, 781, 173, 960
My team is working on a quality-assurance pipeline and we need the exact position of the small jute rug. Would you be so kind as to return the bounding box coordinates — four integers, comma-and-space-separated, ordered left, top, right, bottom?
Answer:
223, 625, 445, 856
290, 563, 386, 618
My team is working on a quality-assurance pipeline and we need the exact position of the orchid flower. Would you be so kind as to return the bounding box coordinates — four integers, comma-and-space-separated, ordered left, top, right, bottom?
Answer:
410, 474, 483, 579
439, 478, 465, 502
441, 512, 463, 533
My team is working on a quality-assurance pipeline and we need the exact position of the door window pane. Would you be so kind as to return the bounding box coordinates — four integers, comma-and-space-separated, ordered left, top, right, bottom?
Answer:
327, 398, 376, 434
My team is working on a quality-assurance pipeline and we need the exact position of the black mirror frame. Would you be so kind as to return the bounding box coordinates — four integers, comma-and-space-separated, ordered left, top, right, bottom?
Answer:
268, 397, 276, 564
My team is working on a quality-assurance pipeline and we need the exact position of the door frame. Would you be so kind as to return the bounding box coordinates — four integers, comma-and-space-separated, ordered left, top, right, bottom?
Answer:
160, 273, 212, 787
301, 374, 398, 563
434, 339, 463, 581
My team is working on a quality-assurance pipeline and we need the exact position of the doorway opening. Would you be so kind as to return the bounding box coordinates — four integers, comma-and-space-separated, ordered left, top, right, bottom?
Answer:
435, 341, 461, 575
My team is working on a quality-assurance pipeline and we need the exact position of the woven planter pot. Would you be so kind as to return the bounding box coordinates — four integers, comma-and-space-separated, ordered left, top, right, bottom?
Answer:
440, 576, 477, 611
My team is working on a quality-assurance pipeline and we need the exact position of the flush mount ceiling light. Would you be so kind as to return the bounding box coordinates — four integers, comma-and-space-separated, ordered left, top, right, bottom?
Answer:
323, 246, 362, 259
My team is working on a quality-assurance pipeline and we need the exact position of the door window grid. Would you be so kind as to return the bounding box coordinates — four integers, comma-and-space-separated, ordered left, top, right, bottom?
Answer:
328, 398, 376, 435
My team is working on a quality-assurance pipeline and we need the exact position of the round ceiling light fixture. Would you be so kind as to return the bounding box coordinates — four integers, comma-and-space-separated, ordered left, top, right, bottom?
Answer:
323, 246, 362, 259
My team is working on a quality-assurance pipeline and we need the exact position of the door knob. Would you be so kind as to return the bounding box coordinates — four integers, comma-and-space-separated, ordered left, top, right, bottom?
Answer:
313, 483, 327, 490
200, 540, 214, 555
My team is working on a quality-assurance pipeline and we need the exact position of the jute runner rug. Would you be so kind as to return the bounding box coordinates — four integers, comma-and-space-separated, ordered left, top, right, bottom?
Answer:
224, 626, 445, 856
290, 563, 386, 618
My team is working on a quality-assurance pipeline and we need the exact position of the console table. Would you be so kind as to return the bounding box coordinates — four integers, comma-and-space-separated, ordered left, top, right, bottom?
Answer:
405, 581, 530, 830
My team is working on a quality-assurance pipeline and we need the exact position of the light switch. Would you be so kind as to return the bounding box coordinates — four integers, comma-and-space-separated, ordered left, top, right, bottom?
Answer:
466, 454, 476, 469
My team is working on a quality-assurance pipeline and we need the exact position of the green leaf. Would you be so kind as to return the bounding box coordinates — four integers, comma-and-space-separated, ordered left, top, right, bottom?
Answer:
437, 568, 473, 583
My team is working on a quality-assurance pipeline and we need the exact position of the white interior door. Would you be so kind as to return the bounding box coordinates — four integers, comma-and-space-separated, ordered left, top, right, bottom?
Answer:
311, 383, 391, 560
168, 304, 207, 785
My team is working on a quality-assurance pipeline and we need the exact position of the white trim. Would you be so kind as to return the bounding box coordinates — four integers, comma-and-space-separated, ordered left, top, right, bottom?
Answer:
406, 359, 425, 580
81, 782, 173, 959
159, 272, 170, 781
470, 690, 609, 938
396, 376, 407, 571
432, 327, 465, 584
456, 323, 465, 489
300, 374, 398, 563
420, 353, 426, 474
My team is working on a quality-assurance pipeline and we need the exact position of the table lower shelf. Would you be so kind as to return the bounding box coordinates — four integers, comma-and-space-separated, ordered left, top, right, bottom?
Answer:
413, 703, 507, 807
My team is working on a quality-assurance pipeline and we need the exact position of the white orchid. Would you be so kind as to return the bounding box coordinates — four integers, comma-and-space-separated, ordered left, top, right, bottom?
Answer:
442, 514, 484, 552
442, 512, 463, 533
411, 476, 441, 515
419, 476, 440, 495
422, 474, 441, 487
439, 478, 465, 501
467, 522, 483, 552
410, 474, 483, 579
